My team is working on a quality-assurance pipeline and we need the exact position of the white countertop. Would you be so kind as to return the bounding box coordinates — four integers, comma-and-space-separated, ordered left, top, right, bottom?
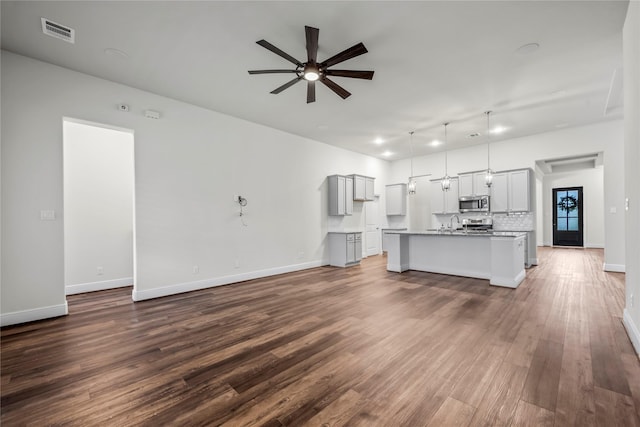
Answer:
327, 230, 363, 234
385, 230, 526, 238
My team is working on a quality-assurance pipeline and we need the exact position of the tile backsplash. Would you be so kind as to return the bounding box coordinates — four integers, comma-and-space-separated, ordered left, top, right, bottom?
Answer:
492, 212, 534, 231
433, 212, 534, 231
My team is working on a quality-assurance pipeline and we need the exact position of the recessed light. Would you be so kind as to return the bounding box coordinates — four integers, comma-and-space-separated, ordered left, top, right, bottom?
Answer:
491, 126, 508, 135
382, 150, 393, 157
104, 48, 129, 59
515, 42, 540, 55
431, 140, 442, 147
374, 137, 384, 145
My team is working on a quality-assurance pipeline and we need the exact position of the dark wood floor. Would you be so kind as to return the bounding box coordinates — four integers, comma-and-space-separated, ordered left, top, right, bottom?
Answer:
2, 247, 639, 426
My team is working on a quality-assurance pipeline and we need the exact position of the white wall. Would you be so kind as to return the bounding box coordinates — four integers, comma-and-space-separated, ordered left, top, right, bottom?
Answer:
541, 167, 604, 248
623, 0, 640, 355
0, 51, 390, 325
389, 120, 625, 270
63, 120, 134, 294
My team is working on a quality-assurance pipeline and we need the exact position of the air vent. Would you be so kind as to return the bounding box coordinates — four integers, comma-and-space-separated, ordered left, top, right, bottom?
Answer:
41, 18, 75, 44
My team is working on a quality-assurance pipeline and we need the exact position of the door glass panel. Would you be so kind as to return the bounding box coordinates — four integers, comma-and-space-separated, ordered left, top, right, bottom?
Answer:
568, 217, 579, 230
556, 189, 579, 231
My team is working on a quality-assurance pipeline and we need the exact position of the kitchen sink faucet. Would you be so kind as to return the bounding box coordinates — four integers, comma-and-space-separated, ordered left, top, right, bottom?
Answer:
449, 214, 461, 230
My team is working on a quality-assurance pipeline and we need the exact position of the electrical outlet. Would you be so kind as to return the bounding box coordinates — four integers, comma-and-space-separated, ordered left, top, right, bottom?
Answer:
193, 265, 199, 274
298, 251, 305, 259
631, 293, 634, 308
97, 266, 104, 276
235, 259, 240, 269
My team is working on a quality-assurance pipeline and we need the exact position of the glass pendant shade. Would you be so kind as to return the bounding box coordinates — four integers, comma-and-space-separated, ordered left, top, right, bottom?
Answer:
408, 178, 417, 195
441, 122, 450, 192
485, 169, 493, 187
441, 175, 451, 191
408, 131, 416, 195
485, 111, 493, 188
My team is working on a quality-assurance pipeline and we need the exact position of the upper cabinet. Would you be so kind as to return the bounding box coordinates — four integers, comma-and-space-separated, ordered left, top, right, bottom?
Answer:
385, 184, 407, 216
430, 178, 459, 214
509, 169, 531, 212
351, 175, 375, 201
328, 175, 353, 216
489, 168, 531, 213
459, 172, 490, 197
490, 173, 509, 212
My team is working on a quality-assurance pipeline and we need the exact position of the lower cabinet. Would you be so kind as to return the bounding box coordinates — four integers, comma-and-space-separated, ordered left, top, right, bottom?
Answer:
328, 232, 362, 267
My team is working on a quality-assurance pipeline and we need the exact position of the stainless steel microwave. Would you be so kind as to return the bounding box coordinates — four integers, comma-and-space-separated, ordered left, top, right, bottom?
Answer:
459, 195, 490, 212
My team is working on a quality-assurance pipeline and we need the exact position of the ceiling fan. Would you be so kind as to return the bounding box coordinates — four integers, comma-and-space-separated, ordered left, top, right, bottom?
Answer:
248, 26, 374, 103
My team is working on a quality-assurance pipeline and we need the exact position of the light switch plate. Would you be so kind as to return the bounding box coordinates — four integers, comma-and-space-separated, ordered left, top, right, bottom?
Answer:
40, 210, 56, 220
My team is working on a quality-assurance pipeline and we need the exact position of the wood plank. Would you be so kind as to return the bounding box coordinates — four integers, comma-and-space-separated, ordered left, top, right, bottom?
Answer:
510, 399, 555, 426
303, 389, 364, 427
426, 396, 476, 427
520, 339, 564, 411
467, 361, 529, 427
1, 247, 639, 424
594, 386, 640, 427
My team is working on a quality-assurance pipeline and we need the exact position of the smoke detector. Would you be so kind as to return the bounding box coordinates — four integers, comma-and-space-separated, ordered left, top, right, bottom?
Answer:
41, 18, 75, 44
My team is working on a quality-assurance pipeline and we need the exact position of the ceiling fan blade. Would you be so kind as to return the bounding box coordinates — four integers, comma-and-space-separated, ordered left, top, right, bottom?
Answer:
270, 76, 303, 94
320, 77, 351, 99
320, 42, 368, 68
248, 69, 299, 75
256, 39, 302, 67
307, 81, 316, 103
305, 26, 319, 63
324, 70, 374, 80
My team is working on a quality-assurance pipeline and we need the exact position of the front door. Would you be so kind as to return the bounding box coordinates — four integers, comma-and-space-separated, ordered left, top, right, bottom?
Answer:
553, 187, 584, 246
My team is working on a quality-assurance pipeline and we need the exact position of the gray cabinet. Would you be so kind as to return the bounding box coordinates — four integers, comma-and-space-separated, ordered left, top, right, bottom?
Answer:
430, 178, 459, 214
459, 172, 490, 197
385, 184, 407, 216
509, 169, 530, 212
329, 232, 362, 267
490, 173, 509, 212
328, 175, 353, 216
352, 174, 375, 201
489, 169, 531, 213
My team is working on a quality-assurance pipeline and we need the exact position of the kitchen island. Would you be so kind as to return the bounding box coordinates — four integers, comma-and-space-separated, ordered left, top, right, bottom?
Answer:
385, 230, 526, 288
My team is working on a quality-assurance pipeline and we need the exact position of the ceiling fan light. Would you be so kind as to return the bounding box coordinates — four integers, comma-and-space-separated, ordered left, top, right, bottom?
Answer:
303, 64, 320, 81
304, 71, 319, 81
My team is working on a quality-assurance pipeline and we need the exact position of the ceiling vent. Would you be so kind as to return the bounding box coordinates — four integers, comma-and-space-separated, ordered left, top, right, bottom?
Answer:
41, 18, 75, 44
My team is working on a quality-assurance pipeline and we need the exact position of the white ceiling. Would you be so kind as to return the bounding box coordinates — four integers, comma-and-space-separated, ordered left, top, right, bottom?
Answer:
0, 1, 628, 160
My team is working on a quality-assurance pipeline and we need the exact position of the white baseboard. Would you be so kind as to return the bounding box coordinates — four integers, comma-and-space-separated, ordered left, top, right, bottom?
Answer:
0, 302, 68, 327
491, 269, 526, 288
66, 277, 133, 295
585, 243, 605, 249
623, 309, 640, 357
132, 260, 324, 301
603, 263, 626, 273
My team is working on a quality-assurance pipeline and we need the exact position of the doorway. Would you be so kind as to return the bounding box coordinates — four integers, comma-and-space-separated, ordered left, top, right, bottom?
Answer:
63, 118, 135, 295
553, 186, 584, 246
364, 196, 381, 256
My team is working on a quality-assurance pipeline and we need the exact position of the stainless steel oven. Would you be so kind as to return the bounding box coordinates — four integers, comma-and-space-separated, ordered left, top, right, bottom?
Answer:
459, 195, 490, 213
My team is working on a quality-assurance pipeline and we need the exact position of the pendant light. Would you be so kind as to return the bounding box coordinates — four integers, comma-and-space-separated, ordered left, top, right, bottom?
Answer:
441, 122, 451, 191
485, 111, 494, 188
408, 131, 416, 195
